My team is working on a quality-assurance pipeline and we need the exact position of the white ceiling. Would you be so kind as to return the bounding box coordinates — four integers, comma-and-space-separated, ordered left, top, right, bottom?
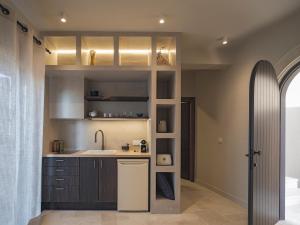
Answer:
12, 0, 300, 64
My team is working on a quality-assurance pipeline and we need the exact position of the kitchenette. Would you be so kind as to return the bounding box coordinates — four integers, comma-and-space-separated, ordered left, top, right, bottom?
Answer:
42, 32, 181, 213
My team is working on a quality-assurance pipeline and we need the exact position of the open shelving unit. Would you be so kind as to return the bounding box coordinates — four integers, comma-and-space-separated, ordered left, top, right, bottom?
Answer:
43, 32, 181, 213
150, 35, 181, 214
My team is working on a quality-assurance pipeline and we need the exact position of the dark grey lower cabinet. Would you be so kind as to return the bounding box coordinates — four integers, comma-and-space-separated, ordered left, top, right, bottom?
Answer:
80, 158, 117, 204
79, 158, 99, 202
99, 158, 117, 202
42, 157, 117, 210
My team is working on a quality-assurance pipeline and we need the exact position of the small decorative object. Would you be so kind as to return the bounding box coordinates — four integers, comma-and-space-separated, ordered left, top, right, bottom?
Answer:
108, 113, 112, 118
103, 113, 108, 118
158, 120, 167, 133
156, 47, 169, 65
157, 154, 172, 166
136, 113, 144, 118
122, 143, 130, 151
90, 90, 99, 96
89, 50, 96, 65
52, 140, 64, 153
88, 110, 97, 118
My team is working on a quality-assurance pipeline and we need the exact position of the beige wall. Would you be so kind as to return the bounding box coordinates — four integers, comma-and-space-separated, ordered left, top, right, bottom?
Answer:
43, 77, 148, 153
181, 10, 300, 208
182, 70, 247, 206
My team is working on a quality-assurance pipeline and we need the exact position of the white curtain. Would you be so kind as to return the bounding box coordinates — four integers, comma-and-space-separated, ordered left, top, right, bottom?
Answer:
0, 9, 45, 225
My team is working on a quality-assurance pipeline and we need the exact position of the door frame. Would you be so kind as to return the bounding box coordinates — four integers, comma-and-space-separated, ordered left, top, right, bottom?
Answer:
279, 61, 300, 220
181, 97, 196, 182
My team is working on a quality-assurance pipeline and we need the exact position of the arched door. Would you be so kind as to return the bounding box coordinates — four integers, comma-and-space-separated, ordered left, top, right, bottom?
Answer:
249, 60, 280, 225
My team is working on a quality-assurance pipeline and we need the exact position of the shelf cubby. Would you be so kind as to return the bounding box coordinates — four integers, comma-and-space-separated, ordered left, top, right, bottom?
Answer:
156, 138, 175, 166
45, 36, 77, 65
157, 71, 175, 99
156, 172, 175, 200
81, 36, 114, 66
119, 36, 152, 66
84, 78, 149, 120
156, 37, 176, 66
156, 104, 175, 133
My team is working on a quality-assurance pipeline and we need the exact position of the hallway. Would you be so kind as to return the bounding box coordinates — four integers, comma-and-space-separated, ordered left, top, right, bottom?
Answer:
34, 180, 247, 225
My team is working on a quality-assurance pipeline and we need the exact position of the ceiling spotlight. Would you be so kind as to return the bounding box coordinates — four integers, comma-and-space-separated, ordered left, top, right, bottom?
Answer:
222, 37, 228, 45
60, 13, 67, 23
159, 18, 165, 24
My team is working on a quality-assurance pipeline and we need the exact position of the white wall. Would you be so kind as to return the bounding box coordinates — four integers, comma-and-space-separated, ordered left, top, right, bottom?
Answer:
182, 9, 300, 207
286, 108, 300, 182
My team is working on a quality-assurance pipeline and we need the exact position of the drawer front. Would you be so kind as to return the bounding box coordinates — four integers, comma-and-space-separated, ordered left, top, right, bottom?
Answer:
43, 157, 79, 167
43, 176, 79, 186
43, 166, 79, 176
42, 186, 79, 202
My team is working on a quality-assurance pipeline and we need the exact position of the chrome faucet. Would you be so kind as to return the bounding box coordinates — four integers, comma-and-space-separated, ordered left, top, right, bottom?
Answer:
95, 130, 105, 150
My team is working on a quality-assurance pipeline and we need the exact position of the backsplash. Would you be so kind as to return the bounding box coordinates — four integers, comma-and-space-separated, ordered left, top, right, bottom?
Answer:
43, 120, 148, 153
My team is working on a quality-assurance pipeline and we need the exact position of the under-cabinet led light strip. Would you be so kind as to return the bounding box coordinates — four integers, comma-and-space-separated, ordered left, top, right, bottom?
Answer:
51, 49, 176, 55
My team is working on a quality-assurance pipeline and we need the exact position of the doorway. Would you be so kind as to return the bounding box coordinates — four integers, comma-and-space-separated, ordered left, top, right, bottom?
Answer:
181, 97, 195, 182
280, 65, 300, 223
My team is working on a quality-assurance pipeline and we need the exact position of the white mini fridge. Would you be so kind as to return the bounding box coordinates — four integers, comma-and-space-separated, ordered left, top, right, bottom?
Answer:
117, 159, 149, 211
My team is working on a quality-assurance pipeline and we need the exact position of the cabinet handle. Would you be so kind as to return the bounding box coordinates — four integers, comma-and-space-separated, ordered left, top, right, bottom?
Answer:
100, 159, 103, 169
93, 160, 96, 169
55, 159, 64, 162
55, 169, 64, 172
55, 187, 64, 191
55, 178, 65, 181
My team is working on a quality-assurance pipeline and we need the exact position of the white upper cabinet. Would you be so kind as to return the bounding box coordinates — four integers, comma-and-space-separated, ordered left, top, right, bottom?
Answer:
49, 74, 84, 119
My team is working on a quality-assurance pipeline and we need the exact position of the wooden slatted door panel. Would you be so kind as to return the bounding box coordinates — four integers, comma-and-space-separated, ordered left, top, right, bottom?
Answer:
249, 60, 280, 225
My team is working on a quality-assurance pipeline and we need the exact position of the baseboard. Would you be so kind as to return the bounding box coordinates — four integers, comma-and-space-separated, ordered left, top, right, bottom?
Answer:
42, 202, 117, 210
196, 179, 247, 208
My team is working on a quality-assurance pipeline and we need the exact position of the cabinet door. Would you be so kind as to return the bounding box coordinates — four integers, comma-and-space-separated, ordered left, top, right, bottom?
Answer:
79, 158, 98, 202
49, 75, 84, 119
99, 158, 117, 202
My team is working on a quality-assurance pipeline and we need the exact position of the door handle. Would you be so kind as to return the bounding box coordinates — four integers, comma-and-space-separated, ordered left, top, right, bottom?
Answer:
245, 150, 261, 157
93, 160, 96, 169
55, 187, 65, 191
253, 150, 261, 155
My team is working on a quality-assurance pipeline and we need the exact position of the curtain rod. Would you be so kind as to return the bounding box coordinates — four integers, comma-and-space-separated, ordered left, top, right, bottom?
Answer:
0, 3, 51, 54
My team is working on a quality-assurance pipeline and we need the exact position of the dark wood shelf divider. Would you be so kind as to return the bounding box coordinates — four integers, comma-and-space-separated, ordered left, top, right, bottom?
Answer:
84, 96, 149, 102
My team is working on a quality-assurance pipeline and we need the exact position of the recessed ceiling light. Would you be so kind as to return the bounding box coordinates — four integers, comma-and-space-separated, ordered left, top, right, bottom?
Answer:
159, 18, 165, 24
222, 37, 228, 45
60, 13, 67, 23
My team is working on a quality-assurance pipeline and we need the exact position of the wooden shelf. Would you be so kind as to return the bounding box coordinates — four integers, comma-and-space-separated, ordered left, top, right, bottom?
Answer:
85, 96, 149, 102
156, 133, 176, 139
155, 166, 176, 172
45, 65, 151, 72
156, 99, 177, 105
86, 117, 149, 121
156, 65, 177, 71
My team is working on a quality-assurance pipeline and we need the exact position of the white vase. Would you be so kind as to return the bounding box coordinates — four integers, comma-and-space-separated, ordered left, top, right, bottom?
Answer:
158, 120, 167, 133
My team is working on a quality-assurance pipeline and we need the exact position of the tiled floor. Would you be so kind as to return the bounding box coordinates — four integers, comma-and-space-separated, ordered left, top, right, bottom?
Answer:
34, 180, 247, 225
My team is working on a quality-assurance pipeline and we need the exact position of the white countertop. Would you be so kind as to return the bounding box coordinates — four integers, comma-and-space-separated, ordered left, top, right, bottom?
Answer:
43, 149, 151, 158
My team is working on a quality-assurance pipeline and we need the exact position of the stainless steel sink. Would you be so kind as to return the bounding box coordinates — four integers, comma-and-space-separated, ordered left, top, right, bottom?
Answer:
80, 150, 117, 155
